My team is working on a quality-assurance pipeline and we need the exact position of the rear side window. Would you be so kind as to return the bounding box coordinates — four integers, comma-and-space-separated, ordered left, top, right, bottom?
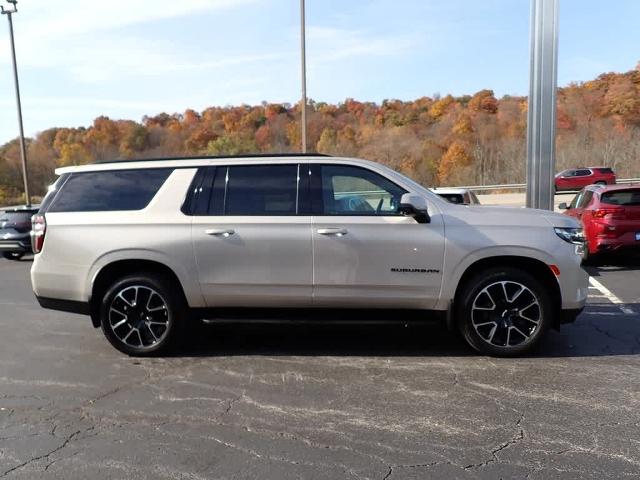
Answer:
597, 168, 614, 174
600, 190, 640, 206
224, 165, 299, 215
576, 169, 592, 177
48, 169, 172, 212
438, 193, 465, 204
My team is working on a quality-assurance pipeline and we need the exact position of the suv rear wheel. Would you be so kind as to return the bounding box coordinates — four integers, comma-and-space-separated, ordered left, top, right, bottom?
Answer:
3, 252, 24, 260
99, 274, 183, 356
456, 267, 551, 356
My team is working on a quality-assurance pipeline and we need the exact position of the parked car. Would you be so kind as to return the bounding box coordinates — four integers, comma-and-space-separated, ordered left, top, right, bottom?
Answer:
0, 205, 39, 260
30, 154, 588, 357
555, 167, 616, 192
560, 184, 640, 260
431, 188, 481, 205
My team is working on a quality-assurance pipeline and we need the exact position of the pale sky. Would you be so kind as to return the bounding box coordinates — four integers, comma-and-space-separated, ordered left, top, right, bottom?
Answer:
0, 0, 639, 144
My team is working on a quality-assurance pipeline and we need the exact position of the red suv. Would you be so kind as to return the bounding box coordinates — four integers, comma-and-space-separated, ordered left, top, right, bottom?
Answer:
560, 184, 640, 258
555, 167, 616, 192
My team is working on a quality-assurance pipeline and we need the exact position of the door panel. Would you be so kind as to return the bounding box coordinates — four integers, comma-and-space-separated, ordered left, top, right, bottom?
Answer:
312, 215, 445, 308
192, 216, 312, 307
310, 163, 445, 309
191, 163, 313, 307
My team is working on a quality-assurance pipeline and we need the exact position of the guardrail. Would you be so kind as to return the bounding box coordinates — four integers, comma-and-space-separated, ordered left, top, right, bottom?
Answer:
455, 178, 640, 192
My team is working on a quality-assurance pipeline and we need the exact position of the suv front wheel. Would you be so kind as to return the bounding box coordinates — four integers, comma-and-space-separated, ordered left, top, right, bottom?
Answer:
99, 274, 182, 356
456, 267, 552, 356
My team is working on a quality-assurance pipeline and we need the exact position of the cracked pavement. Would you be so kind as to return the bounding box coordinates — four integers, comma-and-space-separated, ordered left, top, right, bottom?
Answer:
1, 258, 640, 479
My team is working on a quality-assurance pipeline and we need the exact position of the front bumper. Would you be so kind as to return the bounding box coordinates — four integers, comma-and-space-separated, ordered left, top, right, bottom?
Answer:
560, 307, 584, 324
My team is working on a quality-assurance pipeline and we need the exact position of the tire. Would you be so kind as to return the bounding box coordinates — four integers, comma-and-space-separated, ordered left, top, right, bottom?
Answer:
2, 252, 24, 260
456, 267, 552, 357
595, 181, 606, 186
99, 273, 185, 356
581, 247, 598, 266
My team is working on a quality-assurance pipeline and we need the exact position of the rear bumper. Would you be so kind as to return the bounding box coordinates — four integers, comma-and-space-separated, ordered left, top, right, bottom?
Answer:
0, 238, 31, 253
592, 236, 640, 254
35, 295, 90, 316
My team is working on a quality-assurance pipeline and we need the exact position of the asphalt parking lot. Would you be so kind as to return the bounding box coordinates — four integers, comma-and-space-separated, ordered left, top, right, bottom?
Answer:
1, 257, 639, 479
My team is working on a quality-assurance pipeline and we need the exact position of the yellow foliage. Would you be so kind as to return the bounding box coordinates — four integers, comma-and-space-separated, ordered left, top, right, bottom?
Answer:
429, 95, 454, 118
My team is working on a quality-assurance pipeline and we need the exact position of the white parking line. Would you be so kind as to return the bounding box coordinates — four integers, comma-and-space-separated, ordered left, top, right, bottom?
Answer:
588, 277, 635, 315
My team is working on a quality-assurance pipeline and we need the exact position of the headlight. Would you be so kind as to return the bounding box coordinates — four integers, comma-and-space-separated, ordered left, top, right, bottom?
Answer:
554, 227, 585, 245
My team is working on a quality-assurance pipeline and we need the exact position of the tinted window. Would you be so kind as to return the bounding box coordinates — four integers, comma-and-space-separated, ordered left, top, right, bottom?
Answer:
48, 169, 172, 212
576, 169, 592, 177
0, 210, 36, 232
601, 189, 640, 206
39, 174, 69, 212
438, 193, 465, 204
597, 168, 614, 174
224, 165, 298, 215
577, 190, 593, 208
318, 165, 406, 215
569, 191, 582, 209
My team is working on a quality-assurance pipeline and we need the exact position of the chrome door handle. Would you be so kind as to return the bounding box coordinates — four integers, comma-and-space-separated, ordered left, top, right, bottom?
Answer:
205, 228, 235, 237
316, 228, 348, 236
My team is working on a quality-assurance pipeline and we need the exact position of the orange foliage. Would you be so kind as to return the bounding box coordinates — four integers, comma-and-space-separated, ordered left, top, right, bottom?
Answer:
3, 65, 640, 203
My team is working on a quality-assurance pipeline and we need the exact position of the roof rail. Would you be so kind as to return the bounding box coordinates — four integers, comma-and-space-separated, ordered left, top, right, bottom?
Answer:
94, 152, 331, 165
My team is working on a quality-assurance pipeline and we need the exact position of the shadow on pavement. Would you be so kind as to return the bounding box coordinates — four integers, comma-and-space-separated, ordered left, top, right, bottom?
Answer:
584, 252, 640, 274
169, 304, 640, 359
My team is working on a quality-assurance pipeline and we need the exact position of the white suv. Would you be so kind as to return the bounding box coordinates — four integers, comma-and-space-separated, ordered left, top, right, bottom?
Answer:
30, 155, 588, 356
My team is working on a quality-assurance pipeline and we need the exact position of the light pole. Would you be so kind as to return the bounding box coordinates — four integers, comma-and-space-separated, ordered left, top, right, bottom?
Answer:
1, 0, 30, 206
526, 0, 558, 210
299, 0, 307, 153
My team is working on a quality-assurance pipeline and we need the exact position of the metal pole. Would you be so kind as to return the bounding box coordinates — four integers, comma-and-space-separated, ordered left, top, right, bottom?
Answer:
300, 0, 307, 153
2, 2, 30, 206
526, 0, 558, 210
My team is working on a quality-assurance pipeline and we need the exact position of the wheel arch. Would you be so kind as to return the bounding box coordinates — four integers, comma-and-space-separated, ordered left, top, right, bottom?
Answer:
448, 255, 562, 331
89, 259, 191, 328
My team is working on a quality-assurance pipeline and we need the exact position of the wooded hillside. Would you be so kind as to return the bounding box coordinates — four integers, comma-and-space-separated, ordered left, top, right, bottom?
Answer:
1, 65, 640, 204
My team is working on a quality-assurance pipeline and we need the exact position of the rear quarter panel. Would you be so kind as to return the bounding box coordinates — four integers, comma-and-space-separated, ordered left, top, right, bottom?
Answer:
31, 169, 204, 307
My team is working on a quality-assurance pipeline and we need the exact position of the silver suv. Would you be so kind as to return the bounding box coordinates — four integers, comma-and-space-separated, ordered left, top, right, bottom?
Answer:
30, 155, 588, 356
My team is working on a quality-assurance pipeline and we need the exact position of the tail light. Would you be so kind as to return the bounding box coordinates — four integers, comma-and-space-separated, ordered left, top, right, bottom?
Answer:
31, 214, 46, 253
592, 208, 626, 219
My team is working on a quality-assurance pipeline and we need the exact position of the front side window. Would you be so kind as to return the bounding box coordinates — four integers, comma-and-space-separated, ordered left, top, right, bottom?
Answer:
317, 165, 406, 215
577, 190, 593, 208
569, 191, 582, 209
224, 165, 299, 215
47, 169, 173, 212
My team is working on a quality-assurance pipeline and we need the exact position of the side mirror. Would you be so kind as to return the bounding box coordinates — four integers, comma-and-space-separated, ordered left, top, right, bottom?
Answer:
399, 193, 430, 224
558, 202, 569, 210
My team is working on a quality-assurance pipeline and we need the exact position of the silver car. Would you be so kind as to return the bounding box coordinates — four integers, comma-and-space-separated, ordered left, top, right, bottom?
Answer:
431, 187, 481, 205
30, 155, 588, 357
